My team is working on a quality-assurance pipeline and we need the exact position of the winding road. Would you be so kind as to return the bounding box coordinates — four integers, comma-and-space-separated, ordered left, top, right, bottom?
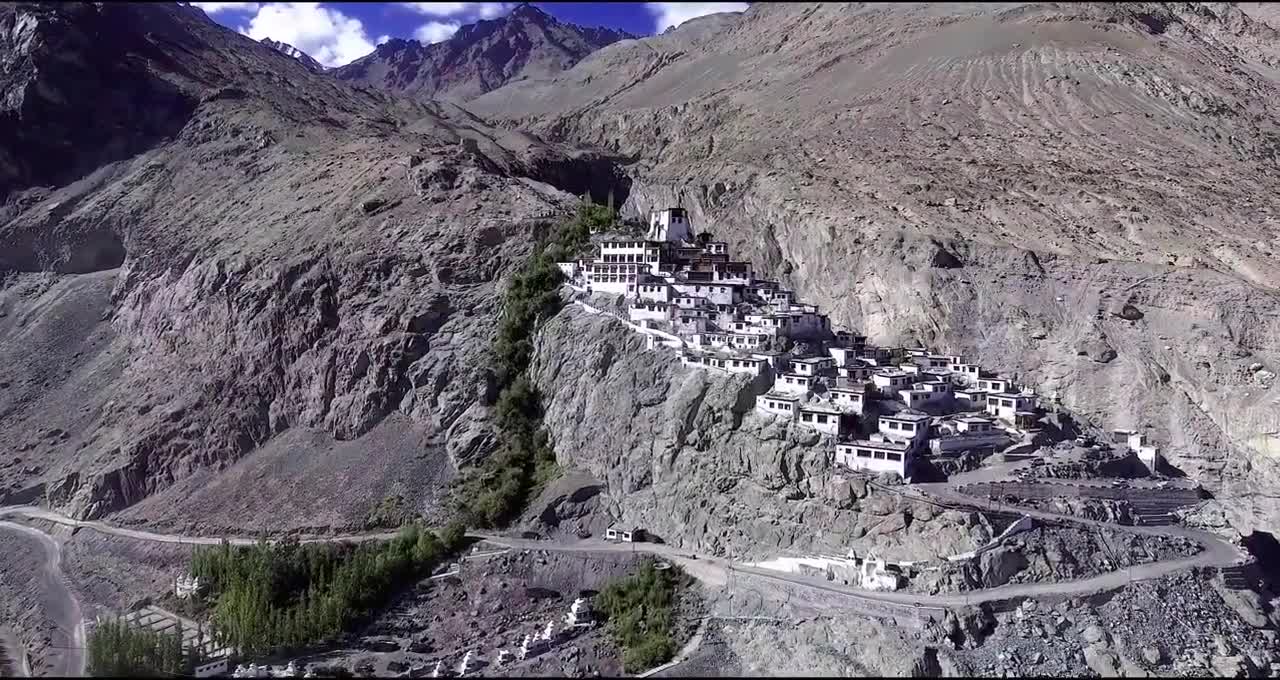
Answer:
0, 472, 1249, 677
0, 521, 85, 678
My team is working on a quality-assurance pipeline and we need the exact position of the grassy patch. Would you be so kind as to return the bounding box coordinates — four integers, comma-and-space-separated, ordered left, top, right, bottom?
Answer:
455, 202, 617, 528
596, 561, 690, 674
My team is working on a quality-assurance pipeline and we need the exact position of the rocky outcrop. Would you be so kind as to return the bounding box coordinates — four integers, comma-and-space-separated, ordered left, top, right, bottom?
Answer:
531, 303, 998, 560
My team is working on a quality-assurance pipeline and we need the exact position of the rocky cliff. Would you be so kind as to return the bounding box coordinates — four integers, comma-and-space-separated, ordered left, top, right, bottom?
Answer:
472, 1, 1280, 536
530, 303, 1009, 561
331, 3, 634, 103
0, 1, 620, 529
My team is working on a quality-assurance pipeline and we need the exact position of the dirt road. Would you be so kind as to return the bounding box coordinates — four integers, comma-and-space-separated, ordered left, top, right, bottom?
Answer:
0, 522, 85, 678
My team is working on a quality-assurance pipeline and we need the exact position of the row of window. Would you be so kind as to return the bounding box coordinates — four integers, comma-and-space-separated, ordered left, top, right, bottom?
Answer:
884, 421, 918, 432
844, 448, 904, 461
764, 400, 794, 411
800, 412, 834, 424
600, 254, 660, 263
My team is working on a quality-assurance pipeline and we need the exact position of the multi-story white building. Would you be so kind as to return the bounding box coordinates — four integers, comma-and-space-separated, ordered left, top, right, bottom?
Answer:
583, 261, 643, 296
598, 240, 664, 274
877, 412, 931, 449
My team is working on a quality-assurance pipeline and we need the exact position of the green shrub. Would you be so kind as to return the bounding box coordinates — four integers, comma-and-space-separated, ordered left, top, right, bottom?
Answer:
596, 562, 688, 674
457, 203, 619, 528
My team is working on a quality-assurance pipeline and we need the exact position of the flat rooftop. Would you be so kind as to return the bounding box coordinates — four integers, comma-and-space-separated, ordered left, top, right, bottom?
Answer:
839, 439, 911, 451
880, 412, 931, 422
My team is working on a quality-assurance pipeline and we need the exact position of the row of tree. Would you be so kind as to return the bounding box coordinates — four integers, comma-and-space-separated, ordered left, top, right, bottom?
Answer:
189, 522, 465, 656
455, 201, 618, 527
87, 618, 199, 677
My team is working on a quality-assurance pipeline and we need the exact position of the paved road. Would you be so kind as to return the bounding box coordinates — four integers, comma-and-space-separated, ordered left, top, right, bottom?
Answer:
0, 522, 85, 678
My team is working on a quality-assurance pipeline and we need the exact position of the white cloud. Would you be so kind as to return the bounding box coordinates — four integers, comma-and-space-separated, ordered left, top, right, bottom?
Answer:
191, 2, 261, 14
241, 3, 376, 68
377, 34, 393, 45
398, 3, 514, 20
644, 2, 748, 33
413, 20, 461, 44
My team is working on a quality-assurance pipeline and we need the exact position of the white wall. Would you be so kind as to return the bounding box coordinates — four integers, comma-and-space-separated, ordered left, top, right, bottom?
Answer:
834, 445, 909, 477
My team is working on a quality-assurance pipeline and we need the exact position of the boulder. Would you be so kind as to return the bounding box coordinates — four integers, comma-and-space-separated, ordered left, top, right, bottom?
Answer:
1082, 624, 1107, 645
1141, 646, 1164, 666
1210, 655, 1248, 678
1084, 646, 1123, 678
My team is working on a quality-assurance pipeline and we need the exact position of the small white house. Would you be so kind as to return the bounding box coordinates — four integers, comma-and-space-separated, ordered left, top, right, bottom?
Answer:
839, 362, 874, 383
756, 392, 800, 418
977, 376, 1014, 394
872, 370, 915, 395
790, 356, 836, 377
986, 393, 1039, 423
877, 412, 931, 448
954, 388, 987, 410
798, 401, 847, 437
606, 526, 645, 542
952, 363, 982, 383
834, 440, 912, 477
898, 388, 931, 409
775, 373, 817, 395
827, 386, 866, 414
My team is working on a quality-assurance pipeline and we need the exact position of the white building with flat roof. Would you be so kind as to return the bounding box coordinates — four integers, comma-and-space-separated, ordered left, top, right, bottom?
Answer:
986, 393, 1038, 422
954, 388, 987, 410
977, 376, 1014, 394
757, 392, 800, 419
835, 440, 912, 477
598, 240, 663, 274
775, 373, 817, 395
877, 412, 931, 449
873, 370, 915, 395
790, 356, 836, 377
798, 401, 847, 437
827, 385, 867, 414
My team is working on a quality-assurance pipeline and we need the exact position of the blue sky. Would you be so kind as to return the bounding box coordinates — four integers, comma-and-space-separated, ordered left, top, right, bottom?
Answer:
190, 2, 749, 68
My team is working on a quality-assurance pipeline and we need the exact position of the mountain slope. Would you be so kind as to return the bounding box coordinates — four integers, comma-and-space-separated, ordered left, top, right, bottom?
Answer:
260, 37, 324, 71
469, 1, 1280, 536
0, 1, 625, 528
331, 3, 635, 102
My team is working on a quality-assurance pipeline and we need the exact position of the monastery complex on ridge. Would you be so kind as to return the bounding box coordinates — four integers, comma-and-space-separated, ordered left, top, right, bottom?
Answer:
557, 209, 1163, 481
